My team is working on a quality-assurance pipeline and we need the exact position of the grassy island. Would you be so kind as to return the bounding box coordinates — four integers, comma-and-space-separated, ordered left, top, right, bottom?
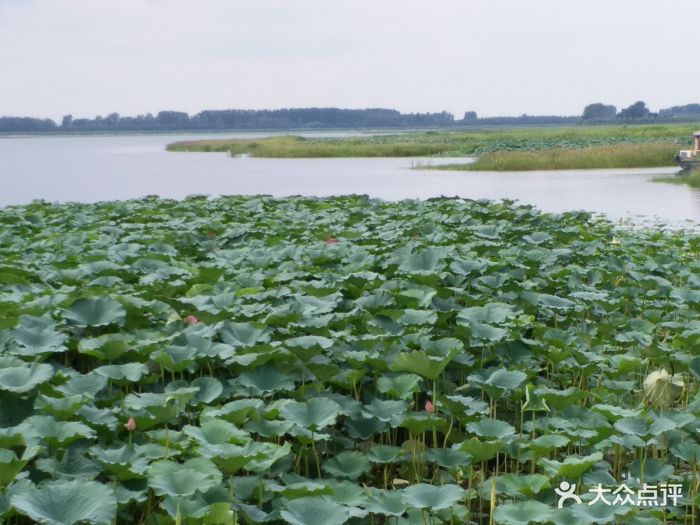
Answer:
167, 123, 698, 171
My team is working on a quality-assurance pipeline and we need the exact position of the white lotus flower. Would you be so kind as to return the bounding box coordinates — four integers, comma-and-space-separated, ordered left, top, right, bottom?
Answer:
643, 369, 684, 408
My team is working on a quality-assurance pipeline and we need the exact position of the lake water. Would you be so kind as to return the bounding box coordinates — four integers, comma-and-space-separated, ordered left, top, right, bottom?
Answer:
1, 133, 697, 223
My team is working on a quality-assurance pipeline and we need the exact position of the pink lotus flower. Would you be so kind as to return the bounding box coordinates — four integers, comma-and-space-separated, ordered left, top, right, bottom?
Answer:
184, 315, 200, 325
124, 417, 136, 431
424, 400, 435, 413
325, 237, 339, 244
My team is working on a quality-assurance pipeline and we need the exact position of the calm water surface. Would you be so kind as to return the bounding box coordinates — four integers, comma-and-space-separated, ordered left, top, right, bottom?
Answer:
1, 133, 697, 223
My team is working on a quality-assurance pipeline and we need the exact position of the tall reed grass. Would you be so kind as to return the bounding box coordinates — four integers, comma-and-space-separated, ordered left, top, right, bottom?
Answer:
435, 143, 679, 171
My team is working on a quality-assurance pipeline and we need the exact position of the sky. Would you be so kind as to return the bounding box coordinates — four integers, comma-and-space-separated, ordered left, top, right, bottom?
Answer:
0, 0, 697, 120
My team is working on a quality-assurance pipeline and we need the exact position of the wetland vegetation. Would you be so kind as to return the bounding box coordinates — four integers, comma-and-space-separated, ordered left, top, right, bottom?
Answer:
167, 123, 698, 171
2, 196, 700, 524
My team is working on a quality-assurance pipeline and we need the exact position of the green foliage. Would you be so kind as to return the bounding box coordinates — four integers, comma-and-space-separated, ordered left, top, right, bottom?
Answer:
439, 143, 680, 171
0, 195, 699, 523
167, 123, 697, 161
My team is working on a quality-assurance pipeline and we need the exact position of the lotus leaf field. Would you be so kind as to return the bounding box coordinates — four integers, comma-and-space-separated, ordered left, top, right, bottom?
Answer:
1, 195, 700, 524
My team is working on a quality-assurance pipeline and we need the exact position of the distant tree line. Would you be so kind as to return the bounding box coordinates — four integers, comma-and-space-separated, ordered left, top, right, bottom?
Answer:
2, 103, 700, 133
0, 108, 455, 133
581, 101, 700, 123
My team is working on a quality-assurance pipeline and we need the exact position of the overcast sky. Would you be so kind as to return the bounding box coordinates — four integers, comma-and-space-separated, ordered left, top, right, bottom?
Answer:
1, 0, 697, 120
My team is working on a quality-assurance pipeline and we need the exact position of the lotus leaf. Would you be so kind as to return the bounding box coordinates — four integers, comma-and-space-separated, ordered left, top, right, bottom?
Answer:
10, 480, 116, 525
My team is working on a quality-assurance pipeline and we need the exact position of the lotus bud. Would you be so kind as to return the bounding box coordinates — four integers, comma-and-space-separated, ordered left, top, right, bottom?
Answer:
643, 369, 684, 408
424, 400, 435, 413
325, 237, 339, 244
125, 417, 136, 432
184, 315, 200, 325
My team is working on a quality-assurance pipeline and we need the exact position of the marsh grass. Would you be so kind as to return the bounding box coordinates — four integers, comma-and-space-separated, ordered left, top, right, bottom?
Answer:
167, 135, 457, 157
166, 123, 699, 159
434, 143, 680, 171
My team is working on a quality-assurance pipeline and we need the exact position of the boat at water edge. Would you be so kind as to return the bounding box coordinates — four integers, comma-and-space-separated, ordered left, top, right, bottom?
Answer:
676, 131, 700, 171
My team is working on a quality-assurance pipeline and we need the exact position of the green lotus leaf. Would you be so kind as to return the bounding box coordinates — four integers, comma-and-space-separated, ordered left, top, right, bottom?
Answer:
160, 493, 210, 520
539, 452, 603, 479
189, 377, 223, 405
198, 441, 290, 474
35, 444, 101, 481
398, 248, 446, 273
490, 474, 551, 498
10, 315, 67, 355
377, 374, 422, 399
444, 395, 490, 416
591, 404, 642, 421
10, 479, 117, 525
365, 489, 407, 516
245, 418, 294, 438
0, 445, 41, 487
20, 415, 95, 446
147, 457, 222, 497
493, 500, 555, 525
426, 448, 472, 469
449, 258, 490, 275
245, 441, 291, 473
670, 441, 700, 463
62, 296, 126, 327
522, 292, 576, 310
237, 366, 295, 396
466, 418, 516, 440
399, 413, 447, 435
274, 481, 334, 500
56, 373, 108, 397
455, 438, 503, 462
689, 356, 700, 381
345, 416, 388, 440
569, 500, 633, 524
401, 483, 465, 511
398, 309, 437, 326
152, 345, 197, 372
608, 354, 642, 375
522, 384, 550, 412
361, 398, 407, 422
323, 451, 371, 480
391, 349, 457, 380
532, 387, 587, 410
36, 394, 88, 418
184, 418, 249, 446
280, 496, 350, 525
322, 479, 367, 507
77, 334, 128, 361
204, 399, 264, 425
280, 398, 341, 431
614, 417, 651, 436
90, 445, 149, 480
94, 363, 148, 382
285, 335, 334, 361
483, 369, 527, 399
528, 434, 570, 455
628, 458, 674, 484
220, 321, 270, 347
76, 405, 119, 431
0, 426, 24, 448
125, 387, 199, 415
457, 303, 517, 325
368, 445, 406, 464
0, 363, 53, 393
